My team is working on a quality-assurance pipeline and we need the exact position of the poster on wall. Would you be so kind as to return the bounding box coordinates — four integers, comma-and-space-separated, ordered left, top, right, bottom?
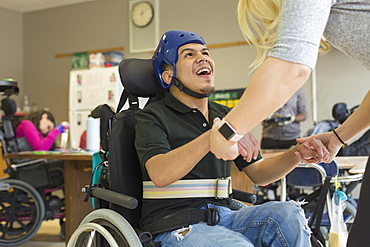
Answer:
209, 88, 245, 108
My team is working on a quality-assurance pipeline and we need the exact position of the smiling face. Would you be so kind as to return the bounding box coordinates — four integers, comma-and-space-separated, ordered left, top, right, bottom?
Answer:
176, 43, 215, 95
162, 43, 215, 96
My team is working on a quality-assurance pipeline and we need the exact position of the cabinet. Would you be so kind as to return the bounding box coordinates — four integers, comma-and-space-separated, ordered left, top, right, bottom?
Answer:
68, 67, 123, 149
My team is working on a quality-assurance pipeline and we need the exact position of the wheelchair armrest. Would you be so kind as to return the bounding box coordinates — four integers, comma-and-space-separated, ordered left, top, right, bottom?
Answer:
332, 173, 363, 183
10, 159, 47, 171
89, 187, 138, 210
232, 189, 257, 204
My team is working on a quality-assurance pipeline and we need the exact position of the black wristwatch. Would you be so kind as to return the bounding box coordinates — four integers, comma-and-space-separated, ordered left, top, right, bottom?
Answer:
218, 119, 243, 142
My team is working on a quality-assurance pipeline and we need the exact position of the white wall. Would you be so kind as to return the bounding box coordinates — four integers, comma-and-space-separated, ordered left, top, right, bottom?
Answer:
0, 8, 23, 106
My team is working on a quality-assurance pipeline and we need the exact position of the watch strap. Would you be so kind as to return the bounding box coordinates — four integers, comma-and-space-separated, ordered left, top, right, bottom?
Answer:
219, 118, 243, 142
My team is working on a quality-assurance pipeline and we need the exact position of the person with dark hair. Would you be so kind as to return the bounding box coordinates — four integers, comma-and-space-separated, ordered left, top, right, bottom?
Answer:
134, 30, 329, 247
15, 110, 69, 151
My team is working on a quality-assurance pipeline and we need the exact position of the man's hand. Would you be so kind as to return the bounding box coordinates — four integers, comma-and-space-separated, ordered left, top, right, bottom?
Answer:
238, 132, 259, 162
296, 132, 342, 163
210, 117, 239, 160
295, 137, 332, 164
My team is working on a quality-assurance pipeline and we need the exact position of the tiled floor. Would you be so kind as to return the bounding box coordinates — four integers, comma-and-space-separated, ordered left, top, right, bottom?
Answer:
17, 220, 65, 247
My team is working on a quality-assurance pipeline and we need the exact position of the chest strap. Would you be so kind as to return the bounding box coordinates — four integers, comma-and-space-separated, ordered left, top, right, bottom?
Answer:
143, 177, 232, 199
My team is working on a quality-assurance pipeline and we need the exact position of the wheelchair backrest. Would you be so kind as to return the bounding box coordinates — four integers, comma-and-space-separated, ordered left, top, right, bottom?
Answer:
1, 119, 33, 154
0, 83, 32, 154
286, 161, 338, 187
95, 58, 162, 228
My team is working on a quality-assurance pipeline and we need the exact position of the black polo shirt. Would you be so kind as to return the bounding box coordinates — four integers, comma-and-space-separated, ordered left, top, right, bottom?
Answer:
135, 92, 261, 229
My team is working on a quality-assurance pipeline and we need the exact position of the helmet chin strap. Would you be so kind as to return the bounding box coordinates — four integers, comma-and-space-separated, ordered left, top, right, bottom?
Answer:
171, 77, 210, 99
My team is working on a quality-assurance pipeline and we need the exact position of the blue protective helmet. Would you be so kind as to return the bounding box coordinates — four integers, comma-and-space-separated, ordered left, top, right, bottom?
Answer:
152, 30, 206, 89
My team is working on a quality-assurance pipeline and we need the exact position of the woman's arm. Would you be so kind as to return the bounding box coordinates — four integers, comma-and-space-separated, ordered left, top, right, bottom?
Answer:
17, 120, 61, 151
210, 0, 333, 160
230, 58, 311, 134
243, 140, 327, 186
331, 90, 370, 143
210, 57, 311, 160
297, 90, 370, 161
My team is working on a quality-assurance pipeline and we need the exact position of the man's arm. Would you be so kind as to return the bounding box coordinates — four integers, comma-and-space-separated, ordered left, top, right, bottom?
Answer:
242, 141, 325, 186
146, 129, 261, 187
146, 130, 211, 187
294, 113, 306, 122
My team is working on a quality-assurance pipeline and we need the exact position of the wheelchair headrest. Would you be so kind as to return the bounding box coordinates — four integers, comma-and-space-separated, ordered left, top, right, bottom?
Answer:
1, 97, 17, 116
119, 58, 159, 98
0, 79, 19, 96
332, 102, 348, 124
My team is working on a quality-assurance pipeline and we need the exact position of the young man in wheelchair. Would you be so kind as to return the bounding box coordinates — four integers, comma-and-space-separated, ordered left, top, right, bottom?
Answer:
135, 30, 328, 246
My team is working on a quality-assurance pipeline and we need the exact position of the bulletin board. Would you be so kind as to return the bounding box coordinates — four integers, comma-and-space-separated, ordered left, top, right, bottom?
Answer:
209, 88, 245, 108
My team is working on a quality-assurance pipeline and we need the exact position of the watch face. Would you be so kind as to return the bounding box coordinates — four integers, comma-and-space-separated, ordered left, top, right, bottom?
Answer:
219, 122, 235, 141
131, 1, 154, 28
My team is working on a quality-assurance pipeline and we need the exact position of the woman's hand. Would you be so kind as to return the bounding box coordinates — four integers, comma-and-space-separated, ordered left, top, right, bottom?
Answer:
296, 132, 342, 163
60, 121, 70, 129
210, 117, 239, 160
238, 132, 259, 162
56, 121, 70, 133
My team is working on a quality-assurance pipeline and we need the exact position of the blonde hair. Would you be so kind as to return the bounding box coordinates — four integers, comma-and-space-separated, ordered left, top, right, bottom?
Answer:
237, 0, 330, 70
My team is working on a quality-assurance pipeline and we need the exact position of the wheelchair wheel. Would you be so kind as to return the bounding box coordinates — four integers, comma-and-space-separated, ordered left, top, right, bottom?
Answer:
68, 208, 142, 247
67, 222, 119, 247
0, 179, 45, 246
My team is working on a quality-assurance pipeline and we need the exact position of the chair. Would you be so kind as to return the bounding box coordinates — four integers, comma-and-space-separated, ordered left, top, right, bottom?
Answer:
0, 80, 65, 246
67, 59, 257, 247
286, 161, 362, 246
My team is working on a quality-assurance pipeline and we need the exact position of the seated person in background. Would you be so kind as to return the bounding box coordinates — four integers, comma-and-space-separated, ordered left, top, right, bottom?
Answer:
15, 110, 69, 151
79, 130, 87, 149
135, 30, 329, 246
261, 88, 307, 149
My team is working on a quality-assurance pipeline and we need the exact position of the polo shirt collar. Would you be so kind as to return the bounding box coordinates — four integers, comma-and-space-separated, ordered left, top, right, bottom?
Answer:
162, 92, 197, 113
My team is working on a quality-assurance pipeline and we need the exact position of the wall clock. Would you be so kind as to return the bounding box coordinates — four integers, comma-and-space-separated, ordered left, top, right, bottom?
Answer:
131, 1, 154, 28
129, 0, 159, 53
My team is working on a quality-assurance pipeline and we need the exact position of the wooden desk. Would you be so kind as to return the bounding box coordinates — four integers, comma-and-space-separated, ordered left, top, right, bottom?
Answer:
334, 156, 369, 174
5, 151, 94, 243
230, 163, 253, 194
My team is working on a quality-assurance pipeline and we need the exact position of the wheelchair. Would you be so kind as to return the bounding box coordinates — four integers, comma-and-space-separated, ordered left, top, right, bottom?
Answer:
286, 161, 362, 246
67, 59, 257, 247
0, 79, 65, 246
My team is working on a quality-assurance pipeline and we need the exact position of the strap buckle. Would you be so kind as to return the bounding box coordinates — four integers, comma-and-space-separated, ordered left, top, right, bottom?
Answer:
206, 208, 220, 226
215, 177, 232, 199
